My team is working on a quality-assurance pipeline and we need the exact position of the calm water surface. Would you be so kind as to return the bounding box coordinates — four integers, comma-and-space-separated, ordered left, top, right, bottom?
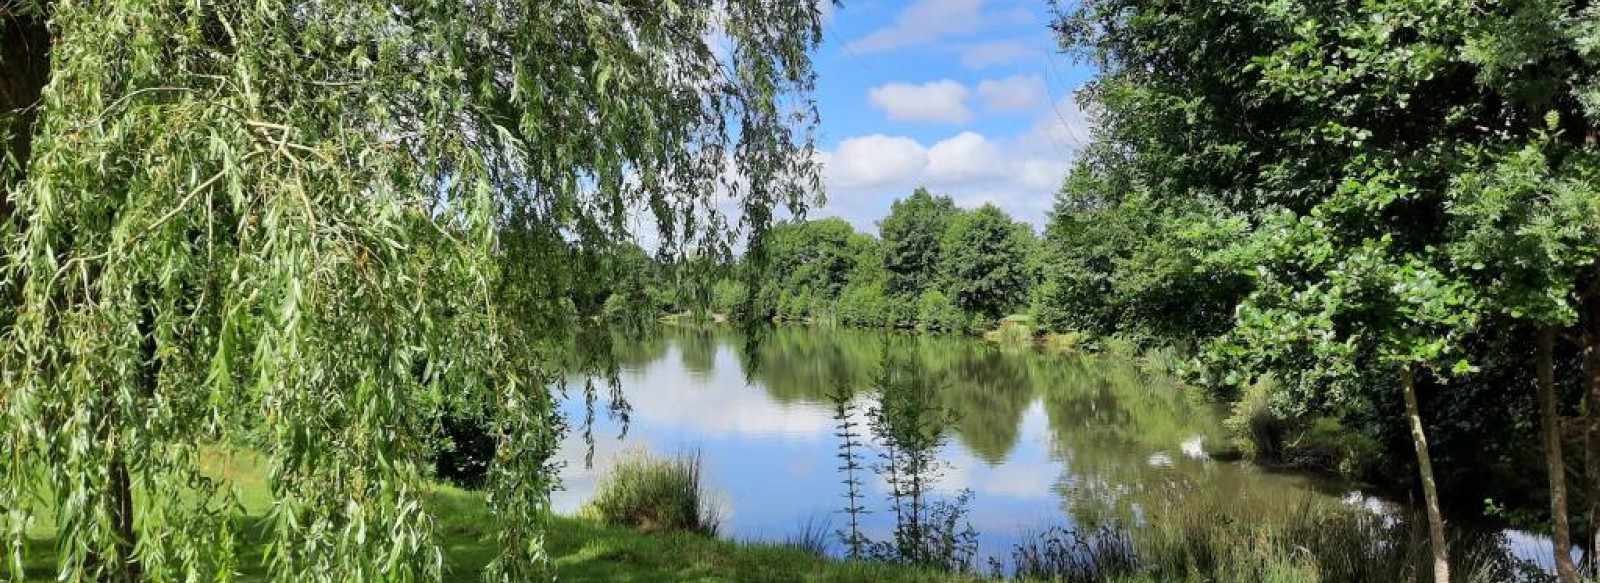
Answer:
550, 326, 1551, 567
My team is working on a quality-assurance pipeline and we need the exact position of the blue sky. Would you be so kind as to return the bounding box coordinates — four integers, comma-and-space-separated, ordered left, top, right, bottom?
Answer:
808, 0, 1095, 232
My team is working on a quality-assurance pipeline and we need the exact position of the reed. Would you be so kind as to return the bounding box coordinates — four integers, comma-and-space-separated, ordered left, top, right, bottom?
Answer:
587, 450, 721, 536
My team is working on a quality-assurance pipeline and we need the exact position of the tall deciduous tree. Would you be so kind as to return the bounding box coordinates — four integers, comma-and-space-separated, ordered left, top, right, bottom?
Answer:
939, 204, 1032, 321
879, 188, 956, 298
1447, 130, 1600, 583
1053, 1, 1600, 578
0, 1, 827, 581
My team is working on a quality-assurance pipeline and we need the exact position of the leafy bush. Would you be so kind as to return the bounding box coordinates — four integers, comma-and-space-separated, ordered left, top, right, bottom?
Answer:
837, 284, 890, 327
1225, 376, 1286, 462
1288, 417, 1382, 478
885, 294, 918, 328
837, 285, 924, 329
915, 290, 964, 331
964, 312, 997, 334
710, 279, 747, 316
587, 451, 720, 535
988, 321, 1035, 346
1224, 377, 1381, 478
1041, 331, 1086, 353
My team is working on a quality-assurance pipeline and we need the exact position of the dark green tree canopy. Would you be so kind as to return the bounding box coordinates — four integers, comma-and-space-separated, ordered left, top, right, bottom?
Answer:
879, 188, 957, 297
939, 204, 1032, 321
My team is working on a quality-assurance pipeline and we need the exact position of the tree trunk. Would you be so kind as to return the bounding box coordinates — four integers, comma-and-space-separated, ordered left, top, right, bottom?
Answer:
108, 450, 140, 583
1540, 327, 1580, 583
1402, 365, 1450, 583
1584, 262, 1600, 570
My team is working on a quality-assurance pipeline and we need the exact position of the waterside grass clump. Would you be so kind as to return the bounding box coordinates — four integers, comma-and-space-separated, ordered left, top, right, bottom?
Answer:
1124, 494, 1546, 583
586, 450, 721, 536
1004, 526, 1139, 582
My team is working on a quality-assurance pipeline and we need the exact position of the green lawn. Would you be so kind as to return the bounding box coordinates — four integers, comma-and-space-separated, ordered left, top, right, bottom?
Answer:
436, 486, 981, 583
15, 451, 984, 583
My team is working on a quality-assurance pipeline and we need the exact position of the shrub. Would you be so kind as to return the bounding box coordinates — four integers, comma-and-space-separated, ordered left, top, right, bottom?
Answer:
963, 312, 998, 335
1224, 376, 1381, 478
916, 290, 964, 331
885, 294, 918, 328
587, 450, 720, 535
987, 319, 1034, 346
1287, 417, 1382, 478
1041, 331, 1086, 353
710, 279, 747, 316
837, 284, 890, 327
1225, 375, 1286, 462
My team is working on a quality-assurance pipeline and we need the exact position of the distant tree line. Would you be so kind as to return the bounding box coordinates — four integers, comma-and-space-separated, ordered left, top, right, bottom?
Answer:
706, 189, 1040, 332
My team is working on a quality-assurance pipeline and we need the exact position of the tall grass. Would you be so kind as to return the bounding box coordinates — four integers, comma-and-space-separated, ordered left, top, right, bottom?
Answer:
783, 514, 835, 556
991, 492, 1549, 583
1130, 494, 1546, 583
988, 320, 1035, 346
587, 450, 721, 536
1005, 526, 1138, 582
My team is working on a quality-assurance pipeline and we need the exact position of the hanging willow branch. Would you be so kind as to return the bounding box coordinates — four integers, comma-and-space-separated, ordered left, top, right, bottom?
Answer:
0, 1, 829, 581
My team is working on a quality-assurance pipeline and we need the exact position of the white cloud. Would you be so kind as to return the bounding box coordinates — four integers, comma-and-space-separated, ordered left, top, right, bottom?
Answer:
960, 39, 1044, 69
847, 0, 987, 54
977, 74, 1049, 113
816, 98, 1090, 230
821, 134, 929, 189
867, 80, 973, 124
926, 132, 1005, 184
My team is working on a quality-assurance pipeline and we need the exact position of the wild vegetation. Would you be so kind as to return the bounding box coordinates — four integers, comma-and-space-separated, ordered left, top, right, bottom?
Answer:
586, 451, 721, 536
0, 1, 828, 581
671, 2, 1600, 579
5, 0, 1600, 581
1037, 1, 1600, 580
805, 334, 1548, 583
719, 190, 1041, 332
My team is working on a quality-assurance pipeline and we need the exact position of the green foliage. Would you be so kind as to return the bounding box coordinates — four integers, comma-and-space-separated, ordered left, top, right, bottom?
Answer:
836, 283, 893, 327
0, 1, 828, 580
915, 290, 964, 332
745, 191, 1041, 334
587, 451, 721, 536
712, 279, 749, 317
754, 218, 876, 321
939, 205, 1033, 320
1035, 191, 1253, 344
862, 347, 978, 574
1224, 376, 1287, 462
1046, 0, 1600, 527
879, 188, 958, 297
433, 414, 499, 490
1129, 493, 1539, 583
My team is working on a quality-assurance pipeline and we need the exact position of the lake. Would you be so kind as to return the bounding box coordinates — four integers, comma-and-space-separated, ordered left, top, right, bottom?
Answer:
550, 325, 1556, 570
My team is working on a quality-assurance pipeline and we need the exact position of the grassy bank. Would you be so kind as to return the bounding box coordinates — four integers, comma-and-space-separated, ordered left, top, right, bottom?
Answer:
16, 448, 1546, 583
12, 451, 982, 583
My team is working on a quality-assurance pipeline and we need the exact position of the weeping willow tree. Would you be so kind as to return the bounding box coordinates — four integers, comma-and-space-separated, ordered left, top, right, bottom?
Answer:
0, 1, 826, 581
